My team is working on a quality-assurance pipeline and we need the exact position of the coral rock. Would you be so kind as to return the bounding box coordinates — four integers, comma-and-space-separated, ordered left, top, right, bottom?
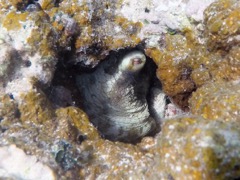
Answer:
189, 80, 240, 121
151, 117, 240, 180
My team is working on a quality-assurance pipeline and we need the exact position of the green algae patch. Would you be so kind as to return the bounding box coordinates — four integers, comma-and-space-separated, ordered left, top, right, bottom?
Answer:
56, 107, 100, 141
2, 11, 28, 31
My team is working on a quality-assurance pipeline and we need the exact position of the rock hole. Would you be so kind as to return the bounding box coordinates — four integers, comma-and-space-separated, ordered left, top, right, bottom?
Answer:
145, 8, 150, 13
47, 46, 182, 143
77, 134, 87, 144
24, 60, 32, 67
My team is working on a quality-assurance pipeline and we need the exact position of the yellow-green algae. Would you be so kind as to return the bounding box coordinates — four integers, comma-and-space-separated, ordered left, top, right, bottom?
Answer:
0, 0, 240, 179
145, 33, 198, 110
0, 0, 29, 10
26, 11, 57, 57
0, 95, 18, 123
58, 0, 142, 61
145, 0, 240, 109
2, 11, 28, 31
204, 0, 240, 51
56, 107, 100, 141
38, 0, 55, 10
189, 80, 240, 121
0, 0, 143, 63
17, 86, 99, 140
79, 138, 153, 179
0, 8, 58, 58
152, 117, 240, 180
19, 89, 55, 124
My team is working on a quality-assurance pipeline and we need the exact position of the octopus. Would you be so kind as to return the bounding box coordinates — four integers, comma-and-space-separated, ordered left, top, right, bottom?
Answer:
76, 50, 167, 142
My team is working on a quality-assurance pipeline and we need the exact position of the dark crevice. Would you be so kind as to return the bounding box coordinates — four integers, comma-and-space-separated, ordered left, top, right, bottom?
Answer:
46, 45, 187, 143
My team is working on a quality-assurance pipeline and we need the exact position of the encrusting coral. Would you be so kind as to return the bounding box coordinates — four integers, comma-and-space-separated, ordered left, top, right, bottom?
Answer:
146, 0, 240, 109
0, 0, 240, 179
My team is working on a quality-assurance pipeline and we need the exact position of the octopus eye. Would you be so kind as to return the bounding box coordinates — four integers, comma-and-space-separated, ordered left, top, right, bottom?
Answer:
132, 58, 143, 66
119, 51, 146, 72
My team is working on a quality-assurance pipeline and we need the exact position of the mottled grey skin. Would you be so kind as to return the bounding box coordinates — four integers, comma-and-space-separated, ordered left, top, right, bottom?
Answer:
76, 51, 158, 142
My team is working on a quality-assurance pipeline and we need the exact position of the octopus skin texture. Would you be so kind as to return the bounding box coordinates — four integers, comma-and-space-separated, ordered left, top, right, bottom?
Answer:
76, 50, 166, 142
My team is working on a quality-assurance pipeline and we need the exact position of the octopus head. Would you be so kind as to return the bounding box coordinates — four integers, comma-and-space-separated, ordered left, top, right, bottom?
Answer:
119, 51, 146, 72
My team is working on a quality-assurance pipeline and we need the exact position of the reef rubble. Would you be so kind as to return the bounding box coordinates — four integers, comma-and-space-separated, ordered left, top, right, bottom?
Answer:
0, 0, 240, 179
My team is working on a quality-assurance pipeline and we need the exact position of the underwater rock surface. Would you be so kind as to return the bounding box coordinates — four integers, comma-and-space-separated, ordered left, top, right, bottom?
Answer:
0, 0, 240, 179
0, 144, 55, 180
151, 117, 240, 179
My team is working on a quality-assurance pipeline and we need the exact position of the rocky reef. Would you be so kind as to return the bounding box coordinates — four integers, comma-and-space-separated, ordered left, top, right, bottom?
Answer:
0, 0, 240, 179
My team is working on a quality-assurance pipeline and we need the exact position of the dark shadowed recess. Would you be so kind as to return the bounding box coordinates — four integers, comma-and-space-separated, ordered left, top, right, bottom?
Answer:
43, 44, 167, 144
45, 44, 159, 109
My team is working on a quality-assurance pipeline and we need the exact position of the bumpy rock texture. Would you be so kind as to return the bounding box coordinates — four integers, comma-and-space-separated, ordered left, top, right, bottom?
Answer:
0, 0, 240, 179
190, 80, 240, 121
146, 0, 240, 109
151, 117, 240, 180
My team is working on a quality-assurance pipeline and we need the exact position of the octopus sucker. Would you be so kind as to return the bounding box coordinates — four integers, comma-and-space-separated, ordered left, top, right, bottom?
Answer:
76, 49, 166, 143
